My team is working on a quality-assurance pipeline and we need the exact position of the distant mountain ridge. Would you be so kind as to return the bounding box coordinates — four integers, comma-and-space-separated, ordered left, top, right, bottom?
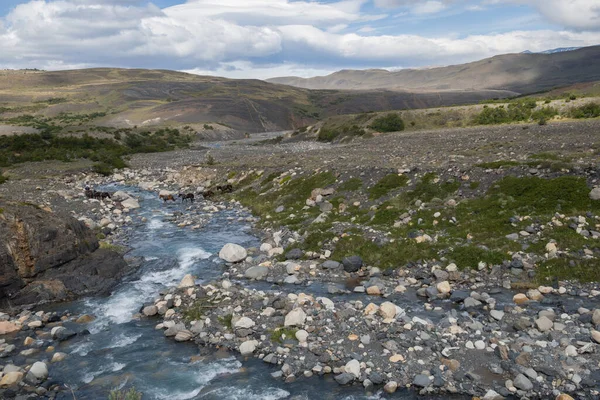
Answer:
522, 47, 582, 54
267, 45, 600, 93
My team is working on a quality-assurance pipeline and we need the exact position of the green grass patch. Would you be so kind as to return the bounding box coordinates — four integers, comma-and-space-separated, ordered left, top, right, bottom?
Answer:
536, 258, 600, 283
446, 245, 506, 269
338, 177, 362, 192
270, 327, 298, 343
218, 314, 233, 330
475, 160, 521, 169
369, 113, 405, 133
368, 174, 409, 199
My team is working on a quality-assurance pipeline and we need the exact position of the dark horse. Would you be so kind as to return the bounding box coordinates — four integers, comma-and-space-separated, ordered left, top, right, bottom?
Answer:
159, 194, 177, 203
85, 189, 111, 200
178, 193, 195, 203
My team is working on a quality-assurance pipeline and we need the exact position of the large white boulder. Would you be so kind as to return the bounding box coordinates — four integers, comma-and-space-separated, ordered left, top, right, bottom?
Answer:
121, 198, 140, 209
284, 308, 306, 327
239, 340, 258, 356
112, 191, 131, 201
219, 243, 247, 263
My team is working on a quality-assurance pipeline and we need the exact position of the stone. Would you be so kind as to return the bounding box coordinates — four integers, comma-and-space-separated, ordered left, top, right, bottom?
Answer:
490, 310, 504, 321
121, 198, 140, 209
0, 321, 19, 335
384, 381, 398, 393
321, 260, 341, 269
284, 308, 306, 327
219, 243, 247, 263
513, 374, 533, 391
239, 340, 258, 356
413, 374, 431, 388
174, 330, 193, 342
592, 309, 600, 325
342, 256, 363, 273
235, 317, 255, 329
51, 352, 67, 363
591, 330, 600, 343
178, 274, 195, 288
436, 281, 451, 294
389, 354, 404, 363
260, 243, 273, 253
379, 302, 397, 319
527, 289, 544, 301
556, 394, 575, 400
285, 248, 303, 260
143, 305, 158, 316
28, 362, 48, 381
345, 359, 360, 378
366, 286, 381, 295
0, 371, 24, 387
513, 293, 528, 305
335, 373, 355, 385
52, 327, 76, 341
535, 316, 553, 332
589, 188, 600, 201
482, 389, 505, 400
245, 266, 269, 280
75, 314, 95, 323
295, 330, 308, 343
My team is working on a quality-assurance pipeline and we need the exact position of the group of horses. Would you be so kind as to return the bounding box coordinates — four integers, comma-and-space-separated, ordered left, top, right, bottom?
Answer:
85, 189, 112, 200
159, 184, 234, 204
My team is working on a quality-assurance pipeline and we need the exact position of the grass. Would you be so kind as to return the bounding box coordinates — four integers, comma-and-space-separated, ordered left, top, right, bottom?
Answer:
369, 113, 405, 133
445, 245, 506, 269
218, 314, 233, 330
368, 174, 409, 199
536, 258, 600, 283
270, 327, 298, 343
475, 160, 521, 169
108, 388, 142, 400
0, 175, 7, 185
338, 177, 362, 192
99, 242, 126, 253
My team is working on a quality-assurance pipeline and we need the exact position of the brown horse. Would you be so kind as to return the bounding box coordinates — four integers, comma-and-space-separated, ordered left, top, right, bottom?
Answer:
159, 194, 176, 203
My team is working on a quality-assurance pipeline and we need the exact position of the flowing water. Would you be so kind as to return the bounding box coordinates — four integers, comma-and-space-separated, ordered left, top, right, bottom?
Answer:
46, 186, 426, 400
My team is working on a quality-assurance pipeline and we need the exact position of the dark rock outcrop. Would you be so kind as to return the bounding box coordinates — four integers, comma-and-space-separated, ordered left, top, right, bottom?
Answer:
0, 201, 129, 308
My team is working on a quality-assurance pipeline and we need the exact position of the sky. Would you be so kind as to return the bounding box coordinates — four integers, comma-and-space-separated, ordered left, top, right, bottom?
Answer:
0, 0, 599, 79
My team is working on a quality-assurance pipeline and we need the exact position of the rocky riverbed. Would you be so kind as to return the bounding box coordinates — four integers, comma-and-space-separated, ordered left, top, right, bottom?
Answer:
2, 120, 600, 399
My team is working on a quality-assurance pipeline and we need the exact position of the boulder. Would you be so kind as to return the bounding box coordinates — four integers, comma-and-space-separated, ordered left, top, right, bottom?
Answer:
284, 308, 306, 327
239, 340, 258, 356
75, 314, 95, 323
0, 321, 19, 334
379, 302, 397, 319
0, 371, 23, 387
436, 281, 451, 294
513, 374, 533, 391
121, 198, 140, 209
143, 305, 158, 317
28, 361, 48, 381
342, 256, 363, 273
234, 317, 255, 329
285, 248, 303, 260
590, 188, 600, 201
413, 374, 431, 388
112, 191, 131, 201
334, 373, 355, 385
219, 243, 247, 263
245, 266, 269, 280
344, 359, 360, 378
174, 330, 193, 342
178, 274, 195, 288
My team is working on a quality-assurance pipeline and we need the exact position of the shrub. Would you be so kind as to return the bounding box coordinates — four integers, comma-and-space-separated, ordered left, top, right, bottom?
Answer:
108, 388, 142, 400
368, 174, 409, 199
317, 124, 365, 142
570, 102, 600, 119
0, 175, 7, 185
369, 113, 405, 133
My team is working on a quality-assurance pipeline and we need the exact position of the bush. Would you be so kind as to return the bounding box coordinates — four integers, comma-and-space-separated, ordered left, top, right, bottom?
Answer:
368, 174, 409, 199
0, 175, 7, 185
108, 387, 142, 400
369, 113, 405, 133
570, 102, 600, 119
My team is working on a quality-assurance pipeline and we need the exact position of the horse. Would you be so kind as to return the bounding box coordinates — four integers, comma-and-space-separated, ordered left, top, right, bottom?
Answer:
159, 194, 177, 203
85, 189, 111, 200
178, 193, 195, 203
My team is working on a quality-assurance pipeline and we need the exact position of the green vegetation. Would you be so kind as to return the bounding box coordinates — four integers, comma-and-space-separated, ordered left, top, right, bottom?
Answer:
318, 124, 365, 142
270, 327, 298, 343
99, 242, 126, 253
536, 258, 600, 283
368, 174, 409, 199
338, 177, 362, 192
475, 160, 521, 169
369, 113, 405, 133
446, 246, 505, 270
108, 387, 142, 400
0, 175, 7, 185
218, 314, 233, 330
570, 102, 600, 119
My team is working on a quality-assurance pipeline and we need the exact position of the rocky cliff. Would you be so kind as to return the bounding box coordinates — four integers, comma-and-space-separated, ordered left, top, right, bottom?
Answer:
0, 201, 130, 309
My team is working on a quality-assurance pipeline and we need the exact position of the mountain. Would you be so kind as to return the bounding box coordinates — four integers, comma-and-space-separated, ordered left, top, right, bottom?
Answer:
0, 68, 515, 133
267, 45, 600, 94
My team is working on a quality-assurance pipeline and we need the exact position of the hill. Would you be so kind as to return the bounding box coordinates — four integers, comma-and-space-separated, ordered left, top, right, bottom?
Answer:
0, 68, 515, 133
267, 45, 600, 94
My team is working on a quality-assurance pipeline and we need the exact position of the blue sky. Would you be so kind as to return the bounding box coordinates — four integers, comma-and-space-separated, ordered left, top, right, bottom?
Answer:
0, 0, 598, 79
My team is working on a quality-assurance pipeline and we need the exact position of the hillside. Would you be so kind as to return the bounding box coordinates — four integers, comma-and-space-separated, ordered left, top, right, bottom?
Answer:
0, 68, 515, 133
267, 45, 600, 94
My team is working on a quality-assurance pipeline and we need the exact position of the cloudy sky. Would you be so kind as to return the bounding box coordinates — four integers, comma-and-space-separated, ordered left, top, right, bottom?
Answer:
0, 0, 599, 79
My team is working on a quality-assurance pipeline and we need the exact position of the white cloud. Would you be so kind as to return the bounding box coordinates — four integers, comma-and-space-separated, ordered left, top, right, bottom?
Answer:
412, 1, 447, 14
486, 0, 600, 31
0, 0, 599, 78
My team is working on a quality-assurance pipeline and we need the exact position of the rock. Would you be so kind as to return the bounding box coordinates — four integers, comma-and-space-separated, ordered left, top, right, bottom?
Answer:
178, 274, 195, 288
535, 316, 553, 332
245, 266, 269, 280
121, 198, 140, 209
143, 305, 158, 316
366, 286, 381, 295
527, 289, 544, 301
342, 256, 363, 272
28, 362, 48, 381
219, 243, 247, 263
490, 310, 505, 321
52, 327, 76, 342
506, 233, 519, 240
174, 330, 193, 342
51, 352, 67, 363
295, 329, 309, 343
164, 323, 185, 337
413, 374, 430, 388
284, 308, 306, 327
75, 314, 95, 323
0, 321, 19, 334
260, 243, 273, 253
344, 359, 360, 378
591, 330, 600, 343
590, 188, 600, 201
239, 340, 258, 356
379, 302, 397, 319
513, 374, 533, 391
321, 260, 341, 269
285, 248, 303, 260
513, 293, 528, 305
0, 371, 23, 387
592, 309, 600, 325
556, 394, 575, 400
335, 373, 355, 385
384, 381, 398, 393
436, 281, 451, 294
482, 389, 505, 400
234, 317, 255, 329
